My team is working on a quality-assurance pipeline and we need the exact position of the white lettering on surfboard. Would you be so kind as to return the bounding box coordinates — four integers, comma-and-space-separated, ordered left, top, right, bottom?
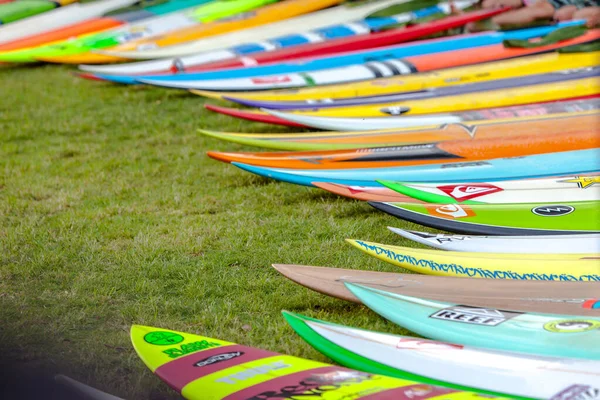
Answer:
215, 360, 291, 384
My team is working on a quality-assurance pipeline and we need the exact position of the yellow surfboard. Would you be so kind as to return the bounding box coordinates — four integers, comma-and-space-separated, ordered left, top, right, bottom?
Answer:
258, 77, 599, 118
131, 324, 511, 399
191, 51, 600, 102
346, 239, 600, 281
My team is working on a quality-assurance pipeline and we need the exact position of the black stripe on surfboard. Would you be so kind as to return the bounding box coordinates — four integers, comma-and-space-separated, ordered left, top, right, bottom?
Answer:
367, 202, 599, 236
395, 58, 418, 73
336, 144, 460, 163
364, 64, 384, 78
379, 61, 402, 76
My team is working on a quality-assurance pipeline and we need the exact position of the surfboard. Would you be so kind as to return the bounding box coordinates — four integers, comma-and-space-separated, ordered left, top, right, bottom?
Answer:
381, 175, 600, 204
198, 108, 600, 151
369, 200, 600, 235
92, 0, 465, 63
313, 182, 420, 202
346, 284, 600, 359
130, 324, 500, 399
284, 311, 600, 399
133, 21, 587, 90
82, 3, 501, 74
88, 0, 345, 63
0, 0, 276, 64
204, 96, 599, 130
223, 55, 600, 109
206, 129, 597, 170
345, 239, 600, 281
195, 48, 600, 103
77, 0, 481, 78
272, 264, 600, 314
0, 0, 213, 51
230, 148, 600, 188
388, 228, 600, 254
249, 76, 599, 119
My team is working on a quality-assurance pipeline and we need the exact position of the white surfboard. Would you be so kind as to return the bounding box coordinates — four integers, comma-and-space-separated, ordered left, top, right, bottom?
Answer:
138, 58, 420, 90
266, 108, 462, 130
389, 227, 600, 253
291, 314, 600, 399
393, 175, 600, 204
0, 0, 139, 45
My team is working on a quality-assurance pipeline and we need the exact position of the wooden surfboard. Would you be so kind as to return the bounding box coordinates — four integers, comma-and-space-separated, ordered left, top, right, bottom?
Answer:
272, 264, 600, 315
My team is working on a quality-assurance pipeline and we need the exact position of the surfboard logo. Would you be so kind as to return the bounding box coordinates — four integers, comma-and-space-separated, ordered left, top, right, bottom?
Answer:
559, 176, 600, 189
532, 205, 575, 217
430, 306, 520, 326
544, 319, 600, 333
583, 299, 600, 309
246, 371, 371, 399
380, 106, 410, 115
440, 123, 479, 138
194, 351, 243, 367
251, 76, 291, 85
144, 331, 184, 346
425, 204, 475, 219
549, 384, 600, 400
437, 184, 502, 201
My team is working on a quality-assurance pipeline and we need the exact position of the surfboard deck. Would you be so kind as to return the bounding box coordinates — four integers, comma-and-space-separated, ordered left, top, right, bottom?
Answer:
272, 264, 600, 315
389, 228, 600, 254
370, 201, 600, 235
205, 129, 597, 170
283, 312, 600, 399
346, 284, 600, 359
381, 174, 600, 204
130, 324, 501, 399
345, 239, 600, 281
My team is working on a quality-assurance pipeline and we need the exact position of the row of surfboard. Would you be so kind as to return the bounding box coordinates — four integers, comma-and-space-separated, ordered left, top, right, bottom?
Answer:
5, 0, 599, 399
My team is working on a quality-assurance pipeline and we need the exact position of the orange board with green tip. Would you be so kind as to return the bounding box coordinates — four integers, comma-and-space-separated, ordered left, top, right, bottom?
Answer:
206, 129, 599, 170
131, 325, 510, 399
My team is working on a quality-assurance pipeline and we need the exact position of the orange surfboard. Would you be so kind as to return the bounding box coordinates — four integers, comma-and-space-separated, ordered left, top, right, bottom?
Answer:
206, 129, 599, 170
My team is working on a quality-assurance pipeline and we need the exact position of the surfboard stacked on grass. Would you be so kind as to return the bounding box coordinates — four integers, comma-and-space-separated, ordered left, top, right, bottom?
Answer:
5, 0, 599, 397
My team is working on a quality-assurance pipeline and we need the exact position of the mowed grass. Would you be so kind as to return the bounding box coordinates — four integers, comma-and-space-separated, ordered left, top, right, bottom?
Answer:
0, 63, 425, 399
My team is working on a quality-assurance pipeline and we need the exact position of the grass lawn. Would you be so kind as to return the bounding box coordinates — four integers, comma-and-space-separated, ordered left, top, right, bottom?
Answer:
0, 63, 424, 399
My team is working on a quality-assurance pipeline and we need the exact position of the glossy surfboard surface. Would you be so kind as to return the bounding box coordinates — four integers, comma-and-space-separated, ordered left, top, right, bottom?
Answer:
130, 324, 503, 399
206, 129, 598, 170
198, 108, 599, 151
389, 228, 600, 254
381, 174, 600, 204
272, 264, 600, 315
80, 5, 505, 75
230, 148, 600, 188
213, 50, 600, 103
345, 239, 600, 281
284, 311, 600, 398
346, 284, 600, 359
369, 200, 600, 235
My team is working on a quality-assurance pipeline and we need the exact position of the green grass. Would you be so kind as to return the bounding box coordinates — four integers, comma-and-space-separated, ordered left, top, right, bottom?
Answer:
0, 63, 426, 398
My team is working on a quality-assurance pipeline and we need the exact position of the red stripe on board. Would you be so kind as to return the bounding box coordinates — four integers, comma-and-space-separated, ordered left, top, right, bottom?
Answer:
204, 105, 307, 127
155, 344, 277, 392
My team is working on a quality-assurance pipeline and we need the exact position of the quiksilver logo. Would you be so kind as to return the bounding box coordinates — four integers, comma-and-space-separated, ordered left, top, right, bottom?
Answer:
532, 205, 575, 217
